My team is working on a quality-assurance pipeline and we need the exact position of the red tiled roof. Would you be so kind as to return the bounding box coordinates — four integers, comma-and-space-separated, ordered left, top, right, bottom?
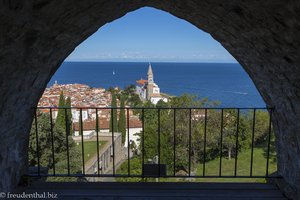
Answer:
73, 117, 142, 131
136, 79, 148, 85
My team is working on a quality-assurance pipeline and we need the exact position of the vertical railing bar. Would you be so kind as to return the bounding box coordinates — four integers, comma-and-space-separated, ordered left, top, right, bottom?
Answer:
96, 108, 100, 176
65, 108, 70, 176
250, 108, 256, 177
266, 108, 273, 177
111, 108, 115, 176
80, 108, 85, 175
34, 109, 40, 176
127, 108, 130, 177
189, 108, 192, 177
49, 108, 55, 175
203, 108, 207, 177
158, 108, 161, 177
142, 108, 145, 178
219, 109, 224, 177
234, 108, 240, 177
173, 109, 176, 177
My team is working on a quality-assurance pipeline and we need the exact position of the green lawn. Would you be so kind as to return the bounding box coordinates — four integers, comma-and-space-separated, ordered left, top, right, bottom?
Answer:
193, 147, 277, 182
116, 146, 277, 183
75, 141, 107, 163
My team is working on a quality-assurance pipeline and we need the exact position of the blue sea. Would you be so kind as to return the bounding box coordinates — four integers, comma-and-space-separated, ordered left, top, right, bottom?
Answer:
48, 62, 265, 107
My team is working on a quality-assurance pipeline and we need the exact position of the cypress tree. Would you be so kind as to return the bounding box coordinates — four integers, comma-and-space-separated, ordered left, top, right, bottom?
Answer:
65, 97, 73, 134
56, 91, 66, 129
79, 109, 83, 136
118, 95, 126, 144
109, 93, 118, 133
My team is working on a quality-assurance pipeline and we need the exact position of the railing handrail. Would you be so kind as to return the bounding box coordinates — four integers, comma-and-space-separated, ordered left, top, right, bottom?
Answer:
35, 106, 274, 110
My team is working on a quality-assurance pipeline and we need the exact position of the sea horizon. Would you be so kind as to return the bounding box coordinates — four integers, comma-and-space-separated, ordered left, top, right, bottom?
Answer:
64, 60, 239, 64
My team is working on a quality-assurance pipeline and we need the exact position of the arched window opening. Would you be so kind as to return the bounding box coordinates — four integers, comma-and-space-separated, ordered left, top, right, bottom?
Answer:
29, 7, 276, 182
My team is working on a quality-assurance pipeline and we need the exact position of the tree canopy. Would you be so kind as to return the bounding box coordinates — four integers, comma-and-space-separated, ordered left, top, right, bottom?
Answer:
29, 112, 81, 177
118, 95, 126, 144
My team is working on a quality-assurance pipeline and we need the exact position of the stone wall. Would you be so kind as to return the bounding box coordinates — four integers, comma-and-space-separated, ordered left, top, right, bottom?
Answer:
0, 0, 299, 198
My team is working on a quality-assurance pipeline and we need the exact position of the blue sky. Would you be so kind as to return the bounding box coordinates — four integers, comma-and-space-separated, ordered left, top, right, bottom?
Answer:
66, 7, 236, 63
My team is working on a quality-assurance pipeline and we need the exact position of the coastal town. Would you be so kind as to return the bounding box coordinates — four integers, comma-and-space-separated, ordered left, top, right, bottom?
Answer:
38, 82, 113, 122
37, 63, 169, 147
38, 63, 167, 123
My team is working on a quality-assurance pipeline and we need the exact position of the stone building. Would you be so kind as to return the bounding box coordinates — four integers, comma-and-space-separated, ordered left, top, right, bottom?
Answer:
136, 63, 168, 104
73, 117, 142, 147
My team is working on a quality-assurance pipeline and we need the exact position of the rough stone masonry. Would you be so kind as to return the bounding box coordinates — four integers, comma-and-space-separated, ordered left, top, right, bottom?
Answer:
0, 0, 299, 199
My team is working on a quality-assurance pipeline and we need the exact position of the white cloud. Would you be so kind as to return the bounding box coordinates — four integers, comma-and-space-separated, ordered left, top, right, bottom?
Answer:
66, 50, 236, 63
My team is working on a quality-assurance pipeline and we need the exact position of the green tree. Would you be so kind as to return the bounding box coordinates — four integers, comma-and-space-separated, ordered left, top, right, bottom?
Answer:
202, 109, 252, 161
123, 84, 136, 95
107, 87, 115, 94
137, 95, 217, 173
29, 112, 81, 176
65, 97, 73, 134
78, 110, 83, 135
29, 113, 65, 168
122, 84, 142, 106
109, 93, 118, 132
53, 137, 82, 176
253, 110, 270, 144
118, 95, 126, 144
168, 94, 219, 168
222, 109, 240, 160
56, 91, 66, 129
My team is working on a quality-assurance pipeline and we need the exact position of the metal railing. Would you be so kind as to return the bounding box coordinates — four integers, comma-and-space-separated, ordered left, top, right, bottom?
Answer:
28, 107, 279, 179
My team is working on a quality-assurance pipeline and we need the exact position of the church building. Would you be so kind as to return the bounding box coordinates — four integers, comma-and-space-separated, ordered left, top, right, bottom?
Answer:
136, 63, 168, 104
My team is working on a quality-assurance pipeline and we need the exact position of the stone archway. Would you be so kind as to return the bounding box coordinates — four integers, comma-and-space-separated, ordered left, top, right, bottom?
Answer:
0, 0, 299, 198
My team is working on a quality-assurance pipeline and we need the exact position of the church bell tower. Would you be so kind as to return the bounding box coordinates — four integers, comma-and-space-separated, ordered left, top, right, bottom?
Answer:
147, 63, 153, 84
147, 63, 154, 100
